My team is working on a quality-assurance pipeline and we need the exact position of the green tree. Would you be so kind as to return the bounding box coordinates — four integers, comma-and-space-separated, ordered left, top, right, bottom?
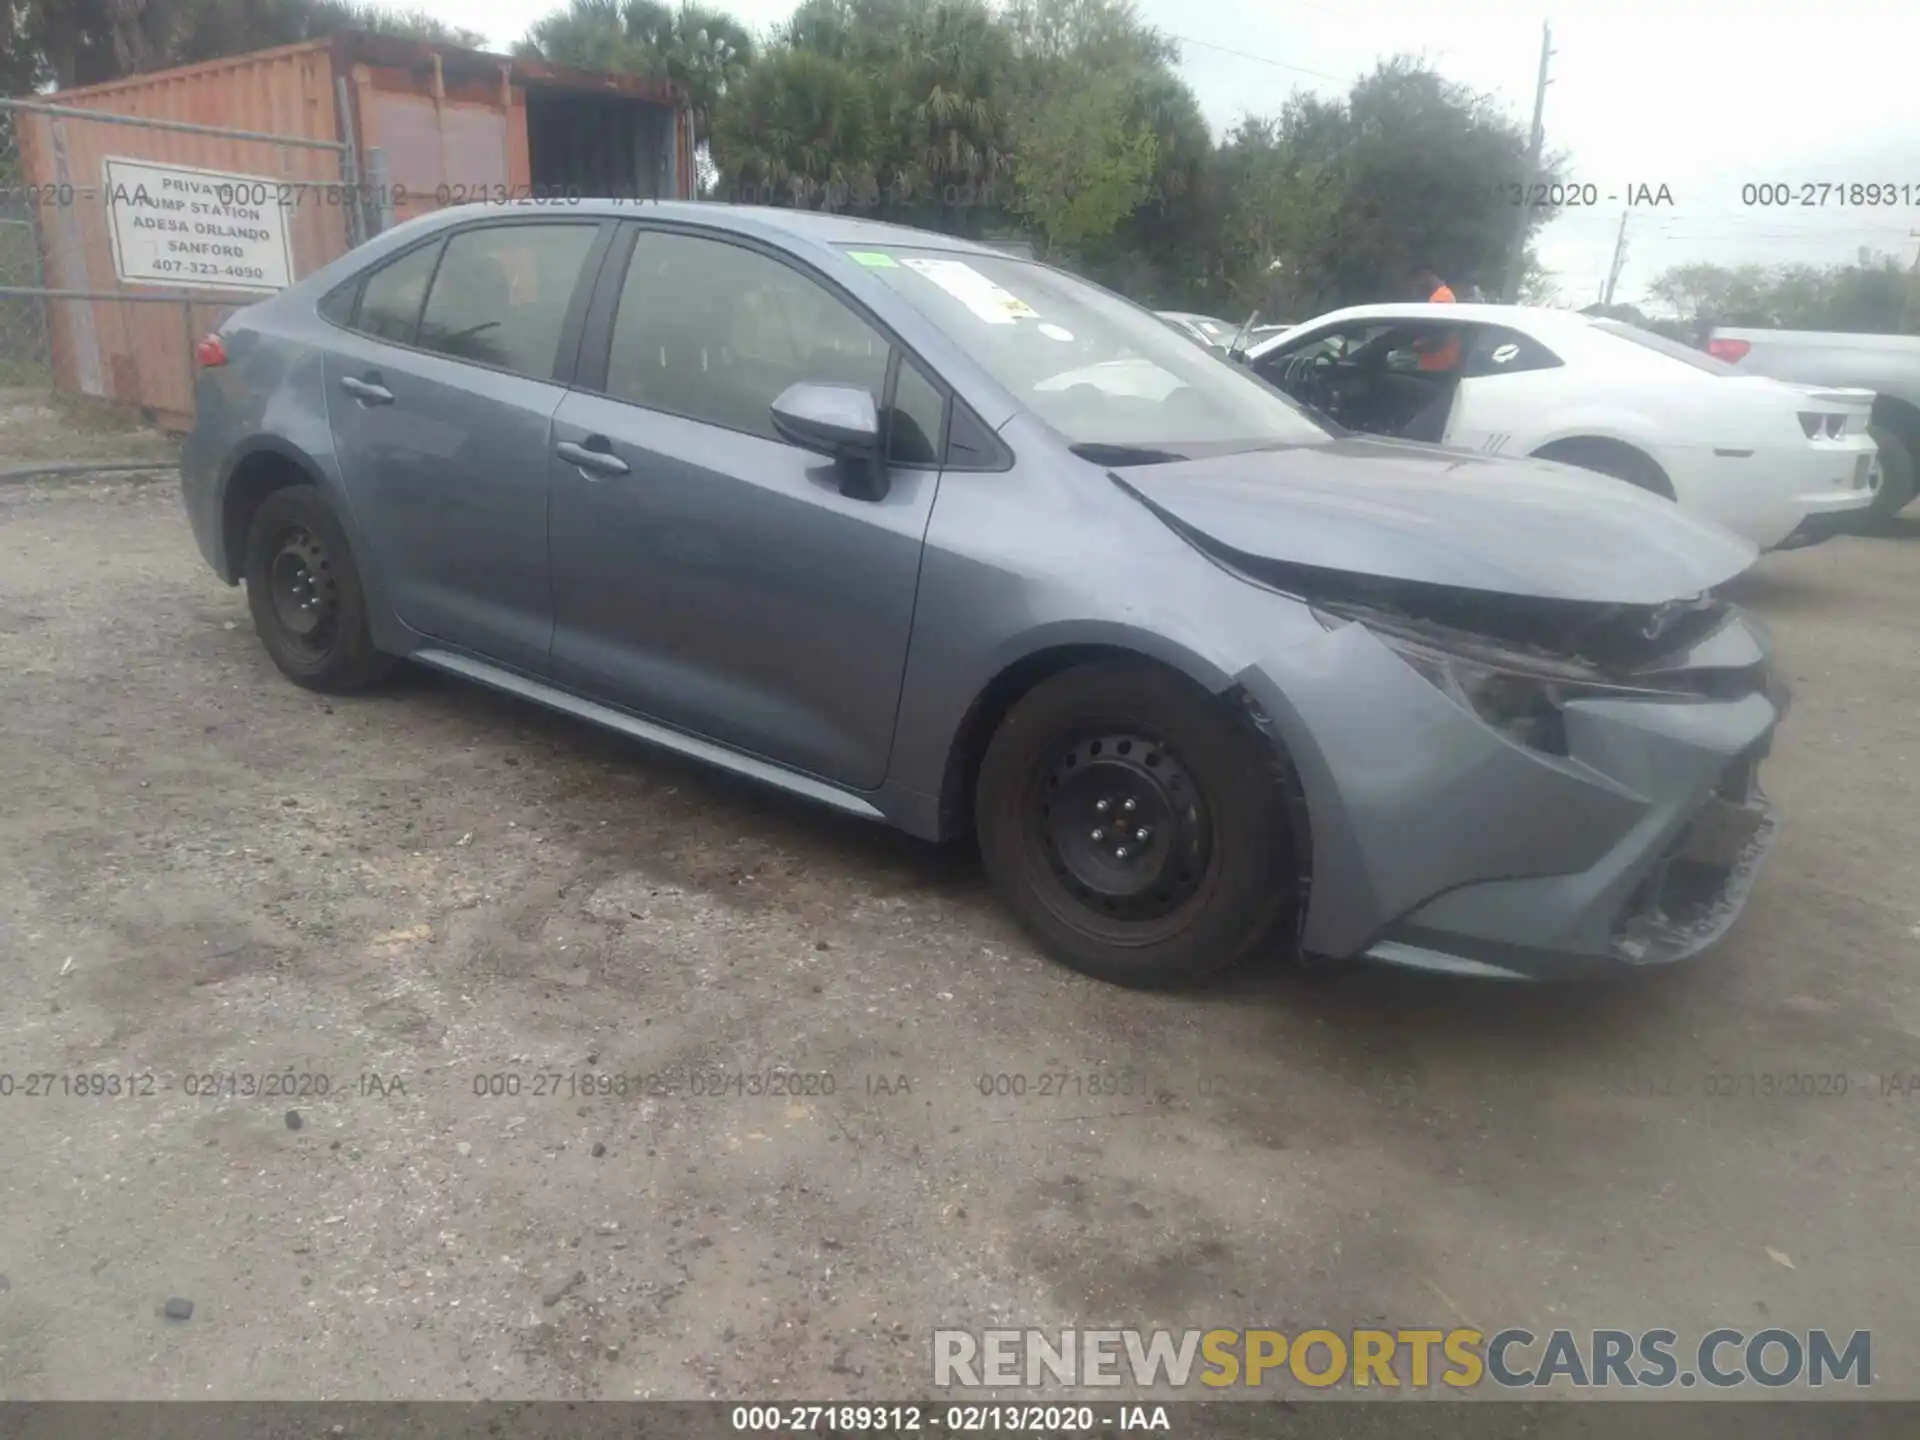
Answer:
709, 45, 879, 208
16, 0, 482, 89
1649, 255, 1917, 333
1005, 65, 1156, 258
1227, 58, 1561, 310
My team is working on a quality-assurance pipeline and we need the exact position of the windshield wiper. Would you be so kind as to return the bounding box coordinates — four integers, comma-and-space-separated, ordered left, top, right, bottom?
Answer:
1068, 443, 1189, 466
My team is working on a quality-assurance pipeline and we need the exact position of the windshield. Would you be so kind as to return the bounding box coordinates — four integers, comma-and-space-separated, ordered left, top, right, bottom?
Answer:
1591, 318, 1739, 375
844, 246, 1330, 458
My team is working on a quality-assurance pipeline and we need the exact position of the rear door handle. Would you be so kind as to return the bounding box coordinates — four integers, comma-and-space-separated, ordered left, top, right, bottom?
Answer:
555, 438, 630, 477
339, 375, 393, 405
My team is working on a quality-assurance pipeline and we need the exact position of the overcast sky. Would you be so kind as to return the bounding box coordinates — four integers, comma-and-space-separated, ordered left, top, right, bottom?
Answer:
435, 0, 1920, 310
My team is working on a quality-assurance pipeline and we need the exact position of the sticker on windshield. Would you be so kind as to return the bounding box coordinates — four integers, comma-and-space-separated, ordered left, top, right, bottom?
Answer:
847, 250, 898, 268
899, 257, 1039, 325
1038, 323, 1075, 342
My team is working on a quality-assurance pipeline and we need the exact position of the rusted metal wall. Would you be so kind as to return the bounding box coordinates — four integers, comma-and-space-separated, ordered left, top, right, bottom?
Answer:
12, 33, 693, 428
13, 43, 353, 426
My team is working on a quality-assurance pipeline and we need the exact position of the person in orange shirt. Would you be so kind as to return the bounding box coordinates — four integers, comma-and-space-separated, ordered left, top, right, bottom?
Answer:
1408, 264, 1461, 372
1411, 265, 1458, 304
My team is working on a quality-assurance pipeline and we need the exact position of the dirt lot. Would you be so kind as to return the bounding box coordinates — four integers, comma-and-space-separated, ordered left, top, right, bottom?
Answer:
1, 424, 1917, 1406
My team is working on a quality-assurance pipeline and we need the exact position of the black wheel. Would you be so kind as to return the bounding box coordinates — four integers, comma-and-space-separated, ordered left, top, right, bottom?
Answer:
241, 485, 393, 693
1864, 423, 1916, 528
1533, 438, 1672, 497
975, 661, 1296, 989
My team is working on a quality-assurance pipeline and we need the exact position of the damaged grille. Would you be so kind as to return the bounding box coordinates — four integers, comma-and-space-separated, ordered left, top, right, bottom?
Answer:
1611, 746, 1777, 964
1278, 564, 1765, 699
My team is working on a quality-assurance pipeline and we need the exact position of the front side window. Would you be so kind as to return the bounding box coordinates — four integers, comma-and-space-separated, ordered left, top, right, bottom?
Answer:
847, 246, 1329, 461
888, 358, 946, 464
415, 223, 598, 379
607, 230, 891, 442
354, 240, 442, 346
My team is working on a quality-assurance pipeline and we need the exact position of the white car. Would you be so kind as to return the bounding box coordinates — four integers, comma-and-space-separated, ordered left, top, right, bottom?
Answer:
1242, 304, 1880, 550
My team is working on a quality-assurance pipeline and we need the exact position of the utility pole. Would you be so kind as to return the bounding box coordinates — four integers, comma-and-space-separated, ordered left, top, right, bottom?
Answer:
1501, 21, 1554, 303
1600, 210, 1630, 307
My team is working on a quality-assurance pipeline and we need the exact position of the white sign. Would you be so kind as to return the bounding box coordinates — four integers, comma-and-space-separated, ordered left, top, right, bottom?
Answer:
899, 257, 1039, 326
104, 157, 295, 294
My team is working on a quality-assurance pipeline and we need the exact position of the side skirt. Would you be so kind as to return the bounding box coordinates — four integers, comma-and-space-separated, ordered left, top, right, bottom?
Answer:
410, 647, 889, 825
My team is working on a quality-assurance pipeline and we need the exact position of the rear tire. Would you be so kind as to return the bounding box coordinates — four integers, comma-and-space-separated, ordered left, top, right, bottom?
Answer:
1864, 423, 1916, 528
241, 485, 394, 693
975, 661, 1295, 989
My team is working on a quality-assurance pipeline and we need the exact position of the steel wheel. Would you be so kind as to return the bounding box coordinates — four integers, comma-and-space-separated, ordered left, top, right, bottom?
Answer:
265, 525, 341, 660
1035, 731, 1212, 927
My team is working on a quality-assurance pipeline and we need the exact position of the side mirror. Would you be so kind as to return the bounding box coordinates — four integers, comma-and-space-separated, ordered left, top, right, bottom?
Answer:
770, 382, 887, 500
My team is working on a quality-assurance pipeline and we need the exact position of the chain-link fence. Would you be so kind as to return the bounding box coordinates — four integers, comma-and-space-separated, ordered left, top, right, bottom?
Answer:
0, 95, 366, 427
0, 108, 52, 386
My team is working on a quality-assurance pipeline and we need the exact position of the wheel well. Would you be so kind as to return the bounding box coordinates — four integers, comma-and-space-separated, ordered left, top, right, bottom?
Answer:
1531, 435, 1675, 499
220, 449, 314, 581
936, 646, 1314, 926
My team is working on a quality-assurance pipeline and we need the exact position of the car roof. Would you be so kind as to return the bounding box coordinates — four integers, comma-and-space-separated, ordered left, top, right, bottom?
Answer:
1244, 303, 1598, 357
395, 199, 1010, 257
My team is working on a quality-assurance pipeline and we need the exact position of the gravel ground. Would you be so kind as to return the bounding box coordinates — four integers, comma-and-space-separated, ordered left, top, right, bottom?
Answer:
0, 445, 1916, 1407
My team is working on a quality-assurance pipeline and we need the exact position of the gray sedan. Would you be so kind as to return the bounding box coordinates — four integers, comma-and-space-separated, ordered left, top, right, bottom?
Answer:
182, 202, 1782, 987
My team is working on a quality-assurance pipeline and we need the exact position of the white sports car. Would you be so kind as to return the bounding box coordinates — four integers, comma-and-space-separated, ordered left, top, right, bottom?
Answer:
1242, 304, 1880, 550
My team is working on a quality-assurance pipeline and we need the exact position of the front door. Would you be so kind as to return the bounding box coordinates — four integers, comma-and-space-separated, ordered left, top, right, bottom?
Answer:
323, 218, 607, 671
546, 226, 949, 791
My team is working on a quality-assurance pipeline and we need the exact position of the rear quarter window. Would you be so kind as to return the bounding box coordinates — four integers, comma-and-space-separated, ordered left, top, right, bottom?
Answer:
354, 240, 443, 346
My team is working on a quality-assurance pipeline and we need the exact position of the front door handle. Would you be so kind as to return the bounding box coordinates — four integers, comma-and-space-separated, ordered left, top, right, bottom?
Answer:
339, 375, 393, 405
555, 438, 630, 477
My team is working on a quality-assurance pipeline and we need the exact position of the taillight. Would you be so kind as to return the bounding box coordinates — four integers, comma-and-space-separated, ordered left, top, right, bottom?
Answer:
1707, 337, 1749, 363
195, 333, 227, 368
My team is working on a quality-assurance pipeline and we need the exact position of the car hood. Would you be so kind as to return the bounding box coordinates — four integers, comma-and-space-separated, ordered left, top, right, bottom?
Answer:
1113, 436, 1758, 605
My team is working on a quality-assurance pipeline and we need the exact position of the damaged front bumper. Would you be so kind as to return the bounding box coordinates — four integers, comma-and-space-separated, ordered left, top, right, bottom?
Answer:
1363, 739, 1781, 981
1239, 604, 1788, 983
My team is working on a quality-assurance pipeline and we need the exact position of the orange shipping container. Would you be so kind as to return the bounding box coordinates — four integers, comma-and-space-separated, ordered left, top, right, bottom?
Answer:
14, 32, 695, 427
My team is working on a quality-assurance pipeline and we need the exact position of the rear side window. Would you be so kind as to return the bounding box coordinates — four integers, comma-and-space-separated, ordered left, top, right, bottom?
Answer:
1459, 326, 1562, 378
354, 240, 442, 346
317, 277, 359, 327
416, 223, 599, 379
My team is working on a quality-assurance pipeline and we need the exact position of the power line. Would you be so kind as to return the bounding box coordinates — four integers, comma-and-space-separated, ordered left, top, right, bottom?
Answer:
1162, 32, 1353, 83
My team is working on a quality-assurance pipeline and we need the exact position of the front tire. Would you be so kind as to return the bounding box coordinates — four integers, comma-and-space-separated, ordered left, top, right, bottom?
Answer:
241, 485, 393, 693
975, 661, 1296, 989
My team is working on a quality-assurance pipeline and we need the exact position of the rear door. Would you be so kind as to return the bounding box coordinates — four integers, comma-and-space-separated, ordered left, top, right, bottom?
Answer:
322, 217, 612, 671
545, 224, 950, 790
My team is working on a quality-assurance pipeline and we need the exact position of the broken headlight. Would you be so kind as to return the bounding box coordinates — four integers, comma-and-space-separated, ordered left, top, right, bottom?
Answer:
1314, 605, 1691, 756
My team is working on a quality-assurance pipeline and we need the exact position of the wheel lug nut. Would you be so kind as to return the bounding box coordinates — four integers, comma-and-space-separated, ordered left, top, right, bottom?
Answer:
1115, 846, 1131, 859
1122, 798, 1137, 813
1090, 828, 1105, 842
1135, 826, 1150, 841
1095, 799, 1110, 814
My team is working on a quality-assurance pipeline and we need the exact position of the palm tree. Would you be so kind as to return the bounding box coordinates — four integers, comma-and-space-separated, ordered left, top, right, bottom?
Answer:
710, 47, 878, 210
